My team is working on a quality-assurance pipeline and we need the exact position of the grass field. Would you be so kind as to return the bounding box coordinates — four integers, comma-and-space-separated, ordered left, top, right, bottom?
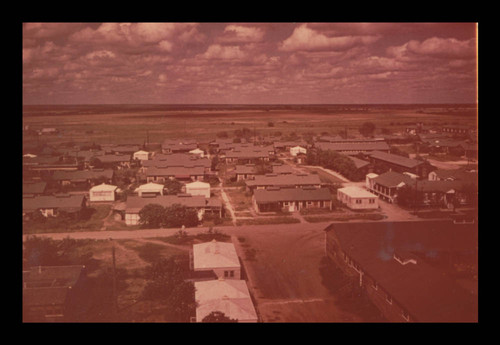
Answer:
22, 104, 477, 148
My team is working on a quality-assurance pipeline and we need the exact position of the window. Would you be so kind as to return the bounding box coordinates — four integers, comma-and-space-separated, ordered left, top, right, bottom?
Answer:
369, 199, 375, 204
356, 199, 362, 204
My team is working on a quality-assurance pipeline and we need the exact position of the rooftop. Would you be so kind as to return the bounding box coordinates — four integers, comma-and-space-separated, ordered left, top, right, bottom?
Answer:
193, 240, 240, 271
337, 186, 377, 198
367, 151, 423, 168
254, 187, 331, 203
246, 173, 321, 188
23, 194, 86, 213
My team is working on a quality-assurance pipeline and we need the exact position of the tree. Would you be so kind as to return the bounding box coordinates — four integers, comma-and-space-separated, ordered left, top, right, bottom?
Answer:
163, 179, 182, 195
139, 203, 165, 228
202, 311, 238, 323
89, 157, 103, 169
163, 204, 199, 228
359, 122, 376, 137
211, 155, 219, 171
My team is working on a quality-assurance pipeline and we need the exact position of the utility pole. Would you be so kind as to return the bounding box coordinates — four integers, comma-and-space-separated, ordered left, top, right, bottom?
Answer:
111, 241, 118, 317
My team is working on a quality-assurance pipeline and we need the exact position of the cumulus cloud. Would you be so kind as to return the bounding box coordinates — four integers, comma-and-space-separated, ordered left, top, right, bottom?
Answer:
388, 37, 476, 60
279, 24, 380, 52
218, 24, 265, 43
200, 44, 246, 60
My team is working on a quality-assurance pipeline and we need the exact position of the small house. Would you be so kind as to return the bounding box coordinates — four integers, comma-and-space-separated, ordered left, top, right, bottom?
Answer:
337, 186, 378, 210
134, 182, 164, 197
190, 240, 241, 280
234, 164, 257, 181
290, 146, 307, 156
89, 183, 118, 202
185, 181, 211, 198
133, 150, 150, 161
252, 187, 332, 213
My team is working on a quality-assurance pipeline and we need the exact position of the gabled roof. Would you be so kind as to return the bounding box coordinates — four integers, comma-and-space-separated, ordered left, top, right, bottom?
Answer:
315, 141, 390, 153
134, 182, 164, 192
186, 181, 210, 188
373, 171, 415, 188
246, 173, 321, 188
23, 194, 86, 212
234, 164, 257, 175
348, 156, 370, 169
272, 164, 295, 174
52, 169, 114, 181
368, 151, 423, 168
89, 183, 118, 192
254, 187, 331, 203
193, 240, 240, 270
125, 194, 217, 213
23, 181, 47, 195
337, 186, 377, 198
145, 166, 205, 177
195, 279, 258, 322
324, 220, 478, 322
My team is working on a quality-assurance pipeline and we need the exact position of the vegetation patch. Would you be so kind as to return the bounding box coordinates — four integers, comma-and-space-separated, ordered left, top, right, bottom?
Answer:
235, 217, 301, 226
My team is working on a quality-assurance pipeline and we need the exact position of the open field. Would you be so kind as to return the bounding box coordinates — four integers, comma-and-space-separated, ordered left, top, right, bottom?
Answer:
22, 104, 477, 147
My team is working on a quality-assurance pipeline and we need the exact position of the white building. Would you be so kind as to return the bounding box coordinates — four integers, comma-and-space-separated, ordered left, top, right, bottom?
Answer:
337, 186, 378, 210
89, 183, 118, 202
185, 180, 210, 198
133, 150, 150, 161
194, 279, 258, 322
189, 148, 205, 158
134, 182, 164, 197
290, 146, 307, 156
191, 240, 241, 280
366, 173, 379, 190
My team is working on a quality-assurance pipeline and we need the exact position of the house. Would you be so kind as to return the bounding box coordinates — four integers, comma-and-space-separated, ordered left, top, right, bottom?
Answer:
141, 153, 211, 173
365, 151, 433, 178
337, 186, 378, 210
92, 153, 131, 169
441, 125, 473, 136
133, 150, 150, 161
234, 164, 257, 181
290, 145, 307, 157
134, 182, 164, 197
89, 183, 118, 202
245, 173, 322, 192
348, 156, 371, 177
23, 265, 88, 322
428, 168, 478, 182
271, 164, 295, 175
162, 138, 198, 154
252, 187, 332, 213
274, 140, 307, 152
145, 166, 206, 183
224, 146, 273, 164
102, 144, 141, 155
366, 171, 415, 203
189, 148, 205, 158
51, 169, 114, 188
314, 139, 390, 155
194, 279, 258, 323
190, 240, 241, 280
23, 155, 82, 173
324, 220, 478, 322
23, 194, 87, 220
124, 194, 222, 226
185, 181, 211, 198
23, 181, 48, 196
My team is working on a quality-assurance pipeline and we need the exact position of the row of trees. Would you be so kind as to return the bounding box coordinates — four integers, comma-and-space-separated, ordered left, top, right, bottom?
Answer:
138, 203, 200, 228
306, 149, 364, 181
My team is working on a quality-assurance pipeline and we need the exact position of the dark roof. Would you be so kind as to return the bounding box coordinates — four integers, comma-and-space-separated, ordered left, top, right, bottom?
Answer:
225, 147, 271, 159
126, 194, 221, 213
315, 141, 390, 153
246, 173, 321, 188
234, 164, 257, 174
145, 166, 205, 177
431, 169, 478, 182
348, 156, 370, 169
23, 181, 47, 195
325, 220, 478, 322
146, 153, 210, 168
368, 151, 423, 168
254, 187, 331, 203
94, 154, 131, 163
272, 164, 295, 174
23, 194, 86, 213
371, 171, 415, 188
52, 169, 114, 181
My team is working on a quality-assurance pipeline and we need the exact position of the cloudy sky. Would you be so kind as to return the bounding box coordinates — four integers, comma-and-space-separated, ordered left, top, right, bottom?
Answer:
22, 22, 477, 105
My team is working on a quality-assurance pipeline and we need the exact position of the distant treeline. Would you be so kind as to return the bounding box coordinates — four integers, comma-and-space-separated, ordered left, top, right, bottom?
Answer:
23, 103, 477, 117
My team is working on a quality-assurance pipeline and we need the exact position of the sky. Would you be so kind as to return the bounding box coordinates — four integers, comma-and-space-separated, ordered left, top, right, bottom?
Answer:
22, 22, 478, 105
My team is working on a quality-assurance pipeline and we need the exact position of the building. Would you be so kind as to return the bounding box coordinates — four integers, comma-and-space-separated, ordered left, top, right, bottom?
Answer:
162, 139, 198, 154
324, 220, 478, 322
366, 150, 432, 178
245, 173, 322, 192
441, 125, 473, 136
23, 265, 88, 322
140, 153, 211, 173
189, 148, 205, 158
224, 146, 273, 164
337, 186, 378, 210
124, 194, 222, 226
92, 154, 131, 169
23, 194, 87, 220
190, 240, 241, 280
252, 187, 332, 213
51, 169, 114, 188
290, 146, 307, 156
134, 182, 164, 197
89, 183, 118, 202
314, 140, 390, 155
23, 181, 48, 196
185, 181, 211, 198
271, 164, 295, 175
194, 279, 258, 323
145, 166, 206, 183
133, 150, 150, 161
234, 164, 257, 181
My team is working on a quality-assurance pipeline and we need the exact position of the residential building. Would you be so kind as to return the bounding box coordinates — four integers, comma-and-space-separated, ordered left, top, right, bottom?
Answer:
234, 164, 257, 181
190, 240, 241, 280
89, 183, 118, 202
194, 279, 258, 323
145, 166, 205, 183
290, 146, 307, 156
314, 139, 390, 155
185, 181, 211, 198
271, 164, 295, 175
124, 194, 221, 226
324, 220, 478, 322
337, 186, 378, 210
133, 150, 150, 161
92, 153, 131, 169
23, 194, 87, 220
245, 173, 322, 192
23, 181, 48, 196
134, 182, 164, 197
23, 265, 88, 322
365, 150, 433, 178
252, 187, 332, 213
51, 169, 114, 188
224, 146, 273, 164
